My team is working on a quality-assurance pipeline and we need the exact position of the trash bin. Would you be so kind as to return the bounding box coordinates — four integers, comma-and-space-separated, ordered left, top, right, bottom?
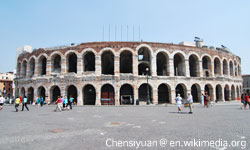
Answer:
136, 99, 139, 105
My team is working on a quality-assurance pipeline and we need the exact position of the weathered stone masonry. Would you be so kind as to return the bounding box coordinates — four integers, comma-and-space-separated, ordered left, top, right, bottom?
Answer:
15, 42, 243, 105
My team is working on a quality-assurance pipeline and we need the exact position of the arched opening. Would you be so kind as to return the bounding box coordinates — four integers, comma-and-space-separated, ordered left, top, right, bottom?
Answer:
214, 58, 221, 75
29, 58, 35, 77
21, 87, 25, 98
216, 85, 223, 101
175, 84, 187, 99
83, 52, 95, 72
204, 84, 214, 101
50, 86, 61, 103
174, 53, 185, 76
229, 61, 234, 76
83, 84, 96, 105
37, 86, 46, 101
238, 65, 241, 76
101, 51, 114, 75
27, 87, 34, 104
138, 47, 151, 76
101, 84, 115, 105
158, 84, 170, 104
202, 56, 211, 77
223, 60, 228, 75
138, 63, 151, 76
17, 62, 21, 77
67, 85, 78, 104
231, 85, 235, 100
224, 85, 230, 101
139, 83, 152, 103
236, 86, 240, 99
52, 54, 61, 73
38, 56, 47, 75
21, 60, 27, 77
189, 55, 199, 77
120, 84, 134, 105
120, 51, 132, 73
157, 52, 169, 76
67, 53, 77, 73
191, 84, 201, 103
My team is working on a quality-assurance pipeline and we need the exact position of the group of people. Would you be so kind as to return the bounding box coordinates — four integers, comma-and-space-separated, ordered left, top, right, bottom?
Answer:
14, 95, 29, 112
241, 93, 250, 110
175, 92, 211, 114
36, 96, 45, 107
55, 95, 74, 112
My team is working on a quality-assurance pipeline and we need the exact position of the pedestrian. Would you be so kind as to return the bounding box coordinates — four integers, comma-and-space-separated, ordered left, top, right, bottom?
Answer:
36, 96, 40, 108
21, 95, 29, 111
201, 93, 204, 105
176, 93, 182, 113
55, 96, 62, 112
244, 93, 250, 110
69, 95, 74, 110
204, 92, 209, 108
15, 96, 21, 112
63, 96, 69, 111
60, 96, 64, 109
187, 93, 193, 114
0, 95, 4, 110
241, 93, 245, 109
40, 96, 44, 107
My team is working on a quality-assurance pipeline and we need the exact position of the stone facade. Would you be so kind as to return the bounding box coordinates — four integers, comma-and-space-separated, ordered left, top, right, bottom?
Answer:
14, 42, 243, 105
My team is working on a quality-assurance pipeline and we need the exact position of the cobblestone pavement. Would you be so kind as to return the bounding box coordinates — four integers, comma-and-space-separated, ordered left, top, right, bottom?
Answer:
0, 102, 249, 150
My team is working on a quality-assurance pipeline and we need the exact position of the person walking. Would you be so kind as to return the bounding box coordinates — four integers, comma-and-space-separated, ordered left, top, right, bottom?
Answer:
69, 95, 74, 110
244, 93, 250, 110
55, 96, 62, 112
241, 93, 245, 109
63, 96, 69, 111
40, 96, 44, 107
187, 93, 193, 114
0, 95, 4, 110
36, 96, 40, 108
201, 93, 204, 105
21, 95, 29, 111
204, 92, 209, 108
176, 94, 182, 113
15, 96, 21, 112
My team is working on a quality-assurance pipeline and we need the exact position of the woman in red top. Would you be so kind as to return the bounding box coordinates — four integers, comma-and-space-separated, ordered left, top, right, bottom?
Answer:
244, 94, 250, 110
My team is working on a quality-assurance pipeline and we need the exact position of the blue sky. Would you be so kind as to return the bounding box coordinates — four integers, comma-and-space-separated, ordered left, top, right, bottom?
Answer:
0, 0, 250, 74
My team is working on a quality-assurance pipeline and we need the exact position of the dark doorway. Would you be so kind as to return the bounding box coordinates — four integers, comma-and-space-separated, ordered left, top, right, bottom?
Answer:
223, 60, 228, 75
139, 83, 152, 103
138, 63, 151, 76
214, 58, 221, 75
202, 56, 211, 77
22, 61, 27, 77
101, 84, 115, 105
158, 84, 170, 104
29, 58, 35, 77
84, 52, 95, 72
101, 51, 114, 75
52, 55, 61, 73
41, 57, 47, 75
67, 53, 77, 73
27, 87, 34, 104
231, 85, 235, 100
175, 84, 186, 98
120, 84, 134, 105
191, 84, 201, 102
51, 86, 60, 103
38, 86, 46, 101
224, 85, 230, 101
216, 85, 222, 101
83, 84, 96, 105
205, 84, 213, 101
120, 51, 132, 73
67, 85, 78, 104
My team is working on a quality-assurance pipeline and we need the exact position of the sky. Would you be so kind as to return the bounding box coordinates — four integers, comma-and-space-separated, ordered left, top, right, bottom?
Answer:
0, 0, 250, 74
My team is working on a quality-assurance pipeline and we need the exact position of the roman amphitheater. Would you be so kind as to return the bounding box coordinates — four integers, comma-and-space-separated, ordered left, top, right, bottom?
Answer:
15, 41, 242, 105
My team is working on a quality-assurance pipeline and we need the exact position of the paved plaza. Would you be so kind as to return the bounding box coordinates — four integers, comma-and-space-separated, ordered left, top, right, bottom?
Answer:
0, 102, 249, 150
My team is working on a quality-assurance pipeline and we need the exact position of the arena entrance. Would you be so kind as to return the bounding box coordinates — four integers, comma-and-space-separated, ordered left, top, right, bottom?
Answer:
175, 84, 186, 99
216, 85, 223, 101
120, 84, 134, 105
157, 52, 169, 76
27, 87, 34, 104
51, 86, 61, 103
38, 86, 46, 101
231, 85, 235, 100
67, 85, 78, 104
202, 56, 211, 77
158, 84, 170, 104
83, 84, 96, 105
205, 84, 213, 101
174, 53, 185, 76
224, 85, 230, 101
139, 83, 152, 103
191, 84, 201, 103
189, 55, 199, 77
39, 56, 47, 75
101, 84, 115, 105
83, 52, 95, 72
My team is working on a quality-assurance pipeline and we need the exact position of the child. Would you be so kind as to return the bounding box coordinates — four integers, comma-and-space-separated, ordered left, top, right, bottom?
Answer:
15, 96, 21, 112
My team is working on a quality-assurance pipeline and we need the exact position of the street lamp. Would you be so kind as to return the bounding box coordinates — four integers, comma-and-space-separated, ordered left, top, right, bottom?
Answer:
146, 67, 150, 105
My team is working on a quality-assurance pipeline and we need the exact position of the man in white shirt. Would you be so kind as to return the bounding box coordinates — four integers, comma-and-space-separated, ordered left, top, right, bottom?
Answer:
187, 93, 193, 114
0, 95, 4, 110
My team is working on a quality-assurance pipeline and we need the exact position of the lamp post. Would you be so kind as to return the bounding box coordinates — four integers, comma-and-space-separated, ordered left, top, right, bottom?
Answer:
146, 68, 150, 105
